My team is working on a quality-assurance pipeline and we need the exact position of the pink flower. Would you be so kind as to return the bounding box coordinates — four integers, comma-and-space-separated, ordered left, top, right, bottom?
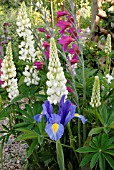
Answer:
59, 36, 75, 51
3, 22, 9, 27
68, 44, 79, 54
67, 27, 77, 37
46, 34, 50, 39
70, 55, 79, 65
44, 49, 50, 60
57, 20, 71, 35
38, 27, 46, 32
67, 86, 73, 93
42, 41, 50, 47
0, 58, 2, 66
57, 11, 69, 20
67, 15, 74, 23
0, 80, 4, 85
34, 61, 44, 70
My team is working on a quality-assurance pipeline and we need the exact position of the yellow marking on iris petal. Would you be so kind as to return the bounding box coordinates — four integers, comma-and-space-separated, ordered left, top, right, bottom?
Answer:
74, 113, 79, 117
52, 123, 59, 134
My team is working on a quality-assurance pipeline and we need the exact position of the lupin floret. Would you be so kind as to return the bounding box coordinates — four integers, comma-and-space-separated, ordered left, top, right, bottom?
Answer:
90, 76, 101, 108
23, 65, 40, 86
46, 38, 68, 105
1, 42, 19, 100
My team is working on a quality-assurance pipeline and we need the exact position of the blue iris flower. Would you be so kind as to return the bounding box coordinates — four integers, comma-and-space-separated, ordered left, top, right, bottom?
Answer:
34, 95, 87, 141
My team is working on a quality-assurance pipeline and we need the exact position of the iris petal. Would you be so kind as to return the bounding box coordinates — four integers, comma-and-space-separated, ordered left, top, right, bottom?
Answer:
64, 105, 76, 126
45, 123, 64, 141
34, 114, 42, 122
74, 114, 87, 124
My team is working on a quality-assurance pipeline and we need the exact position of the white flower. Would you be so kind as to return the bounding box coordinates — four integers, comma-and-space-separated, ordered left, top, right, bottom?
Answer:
46, 38, 68, 104
23, 65, 40, 86
16, 2, 37, 62
106, 74, 114, 84
1, 42, 19, 100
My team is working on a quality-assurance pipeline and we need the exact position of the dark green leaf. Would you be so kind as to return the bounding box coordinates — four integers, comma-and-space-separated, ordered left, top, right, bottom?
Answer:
104, 150, 114, 156
76, 146, 97, 153
90, 152, 100, 169
88, 127, 104, 136
15, 133, 38, 141
27, 139, 38, 158
80, 153, 94, 167
103, 153, 114, 169
99, 153, 105, 170
10, 94, 25, 104
56, 140, 65, 170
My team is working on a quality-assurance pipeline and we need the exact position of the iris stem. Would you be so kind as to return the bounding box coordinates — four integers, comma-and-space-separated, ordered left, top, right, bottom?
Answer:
44, 137, 71, 148
67, 122, 80, 163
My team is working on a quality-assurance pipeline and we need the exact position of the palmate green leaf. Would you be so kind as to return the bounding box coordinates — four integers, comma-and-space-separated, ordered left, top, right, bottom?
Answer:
108, 124, 114, 129
108, 136, 114, 145
76, 146, 97, 153
15, 128, 37, 134
0, 107, 11, 119
103, 153, 114, 169
15, 133, 38, 141
104, 150, 114, 156
80, 153, 94, 167
101, 134, 109, 150
88, 127, 104, 136
20, 110, 33, 121
27, 139, 38, 158
56, 140, 65, 170
90, 152, 100, 169
99, 153, 105, 170
14, 122, 31, 128
107, 144, 114, 149
10, 94, 25, 104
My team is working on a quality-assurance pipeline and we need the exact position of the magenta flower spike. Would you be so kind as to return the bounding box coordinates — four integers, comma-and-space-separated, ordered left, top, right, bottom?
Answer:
42, 41, 50, 47
46, 34, 50, 39
57, 20, 71, 35
67, 86, 73, 93
59, 36, 75, 51
57, 11, 69, 19
38, 27, 46, 32
34, 61, 44, 70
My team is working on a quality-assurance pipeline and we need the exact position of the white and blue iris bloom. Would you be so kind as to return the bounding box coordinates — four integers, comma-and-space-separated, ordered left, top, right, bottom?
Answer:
34, 95, 87, 141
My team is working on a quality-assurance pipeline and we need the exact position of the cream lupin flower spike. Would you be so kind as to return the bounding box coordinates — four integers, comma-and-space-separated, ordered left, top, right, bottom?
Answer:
90, 76, 101, 108
46, 37, 68, 105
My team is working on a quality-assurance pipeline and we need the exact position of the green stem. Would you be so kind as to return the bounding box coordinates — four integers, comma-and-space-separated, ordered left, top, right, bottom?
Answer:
51, 0, 54, 30
67, 122, 80, 164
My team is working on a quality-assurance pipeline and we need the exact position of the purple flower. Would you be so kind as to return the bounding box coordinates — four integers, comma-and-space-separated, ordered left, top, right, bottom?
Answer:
67, 86, 73, 93
38, 27, 46, 32
67, 27, 77, 37
42, 41, 50, 47
46, 34, 50, 39
59, 36, 75, 51
57, 20, 71, 35
3, 22, 9, 27
34, 61, 44, 70
57, 11, 69, 20
34, 95, 87, 141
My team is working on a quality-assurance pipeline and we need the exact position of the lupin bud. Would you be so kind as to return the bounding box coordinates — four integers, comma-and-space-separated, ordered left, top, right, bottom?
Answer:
90, 76, 101, 108
46, 38, 68, 105
105, 34, 112, 75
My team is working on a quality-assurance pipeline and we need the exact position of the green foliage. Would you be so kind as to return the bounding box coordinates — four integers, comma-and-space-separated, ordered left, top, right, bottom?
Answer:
77, 134, 114, 169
